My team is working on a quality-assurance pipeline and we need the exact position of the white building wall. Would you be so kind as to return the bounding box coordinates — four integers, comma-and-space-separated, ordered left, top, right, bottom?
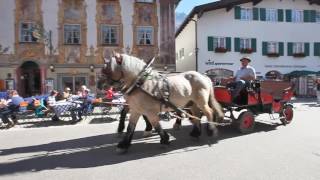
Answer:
42, 0, 59, 55
175, 17, 196, 72
0, 0, 15, 54
178, 0, 320, 76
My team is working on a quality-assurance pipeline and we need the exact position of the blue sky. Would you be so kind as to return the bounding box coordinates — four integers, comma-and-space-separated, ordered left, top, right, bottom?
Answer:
176, 0, 218, 14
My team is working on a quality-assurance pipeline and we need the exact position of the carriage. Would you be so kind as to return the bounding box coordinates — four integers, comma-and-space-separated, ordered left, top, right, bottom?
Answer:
214, 80, 294, 133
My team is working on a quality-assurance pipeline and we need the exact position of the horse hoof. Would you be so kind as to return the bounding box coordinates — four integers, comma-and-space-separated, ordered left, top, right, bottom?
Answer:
116, 147, 128, 154
143, 130, 153, 138
173, 123, 181, 130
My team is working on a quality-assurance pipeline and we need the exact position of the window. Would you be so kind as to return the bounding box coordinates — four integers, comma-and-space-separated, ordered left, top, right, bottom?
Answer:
20, 22, 37, 42
137, 26, 153, 45
64, 24, 81, 44
179, 48, 184, 59
316, 11, 320, 22
101, 25, 118, 45
240, 38, 251, 49
240, 8, 252, 20
213, 37, 226, 49
136, 0, 153, 3
292, 10, 303, 23
267, 42, 278, 53
266, 9, 277, 22
293, 42, 304, 54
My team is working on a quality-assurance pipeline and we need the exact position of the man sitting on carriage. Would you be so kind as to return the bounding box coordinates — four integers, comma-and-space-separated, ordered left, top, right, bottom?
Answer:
227, 56, 256, 102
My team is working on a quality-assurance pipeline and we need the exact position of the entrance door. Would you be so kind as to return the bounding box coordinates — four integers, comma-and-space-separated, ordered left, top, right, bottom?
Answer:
19, 61, 41, 97
58, 74, 88, 93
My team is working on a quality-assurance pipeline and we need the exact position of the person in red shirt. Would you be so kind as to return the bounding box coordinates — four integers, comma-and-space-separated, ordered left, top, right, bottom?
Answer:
105, 86, 114, 101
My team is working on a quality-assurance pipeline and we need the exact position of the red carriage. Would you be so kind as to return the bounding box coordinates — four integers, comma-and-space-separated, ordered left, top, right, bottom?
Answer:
214, 80, 294, 133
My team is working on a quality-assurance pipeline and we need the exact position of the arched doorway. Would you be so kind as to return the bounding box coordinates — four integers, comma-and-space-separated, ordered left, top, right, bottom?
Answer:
265, 70, 282, 80
18, 61, 41, 97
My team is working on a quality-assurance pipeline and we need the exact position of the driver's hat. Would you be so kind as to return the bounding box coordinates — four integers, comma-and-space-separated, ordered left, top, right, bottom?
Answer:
240, 56, 251, 62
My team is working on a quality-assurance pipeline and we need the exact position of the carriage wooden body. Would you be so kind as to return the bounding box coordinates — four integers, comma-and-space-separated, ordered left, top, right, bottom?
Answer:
214, 80, 294, 133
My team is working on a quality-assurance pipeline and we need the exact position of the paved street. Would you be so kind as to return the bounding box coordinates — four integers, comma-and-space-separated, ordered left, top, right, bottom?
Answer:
0, 98, 320, 180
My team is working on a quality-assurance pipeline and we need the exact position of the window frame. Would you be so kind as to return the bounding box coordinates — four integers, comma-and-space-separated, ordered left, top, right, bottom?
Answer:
240, 38, 251, 49
266, 8, 278, 22
267, 41, 279, 54
240, 8, 253, 21
293, 42, 304, 54
316, 11, 320, 23
64, 24, 81, 45
136, 26, 154, 45
136, 0, 153, 3
179, 48, 184, 59
292, 9, 304, 23
101, 24, 119, 46
20, 22, 38, 43
213, 37, 227, 49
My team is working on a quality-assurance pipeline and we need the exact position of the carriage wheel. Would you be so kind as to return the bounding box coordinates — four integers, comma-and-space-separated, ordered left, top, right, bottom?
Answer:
236, 111, 255, 134
280, 105, 293, 125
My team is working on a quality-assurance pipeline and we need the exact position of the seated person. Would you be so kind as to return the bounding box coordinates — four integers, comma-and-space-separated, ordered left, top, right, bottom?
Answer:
227, 56, 256, 101
71, 86, 93, 123
62, 87, 72, 99
0, 98, 13, 127
47, 90, 60, 121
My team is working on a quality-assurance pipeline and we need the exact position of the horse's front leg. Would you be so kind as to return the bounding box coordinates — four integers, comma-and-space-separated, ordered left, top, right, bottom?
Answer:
116, 112, 140, 153
117, 106, 129, 135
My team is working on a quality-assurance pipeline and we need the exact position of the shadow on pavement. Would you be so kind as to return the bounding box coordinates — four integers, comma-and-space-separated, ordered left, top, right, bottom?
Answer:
0, 122, 282, 175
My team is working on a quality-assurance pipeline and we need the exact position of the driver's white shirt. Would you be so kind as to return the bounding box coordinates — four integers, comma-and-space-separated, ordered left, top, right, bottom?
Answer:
235, 65, 256, 81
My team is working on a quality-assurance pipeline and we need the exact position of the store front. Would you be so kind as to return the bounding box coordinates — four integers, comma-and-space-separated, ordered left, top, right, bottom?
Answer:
57, 74, 89, 93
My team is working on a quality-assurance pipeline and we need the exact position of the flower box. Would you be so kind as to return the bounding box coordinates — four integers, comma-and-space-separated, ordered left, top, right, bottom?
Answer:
267, 52, 280, 57
293, 53, 306, 57
214, 47, 228, 53
240, 48, 253, 54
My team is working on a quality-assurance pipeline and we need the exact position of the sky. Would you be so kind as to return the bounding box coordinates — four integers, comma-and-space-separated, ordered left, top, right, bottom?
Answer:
176, 0, 219, 15
175, 0, 218, 28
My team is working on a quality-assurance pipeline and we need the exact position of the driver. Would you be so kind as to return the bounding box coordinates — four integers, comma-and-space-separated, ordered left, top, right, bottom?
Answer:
228, 56, 256, 100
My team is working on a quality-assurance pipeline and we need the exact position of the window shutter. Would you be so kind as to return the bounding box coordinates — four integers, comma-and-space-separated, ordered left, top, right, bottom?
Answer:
310, 10, 316, 22
235, 38, 240, 52
226, 37, 231, 51
304, 10, 310, 22
288, 42, 293, 56
262, 42, 268, 56
208, 36, 214, 51
315, 42, 320, 56
235, 6, 241, 19
278, 9, 284, 22
213, 37, 217, 49
253, 8, 259, 20
279, 42, 284, 56
260, 8, 266, 21
286, 9, 292, 22
304, 43, 310, 56
251, 38, 257, 52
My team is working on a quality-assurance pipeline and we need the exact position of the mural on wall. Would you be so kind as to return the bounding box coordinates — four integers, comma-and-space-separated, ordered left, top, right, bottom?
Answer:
20, 0, 36, 17
137, 48, 155, 61
138, 6, 152, 24
64, 0, 81, 20
101, 4, 115, 21
65, 47, 80, 63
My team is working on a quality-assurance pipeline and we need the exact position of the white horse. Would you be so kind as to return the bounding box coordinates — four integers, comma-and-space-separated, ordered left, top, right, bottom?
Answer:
98, 53, 224, 153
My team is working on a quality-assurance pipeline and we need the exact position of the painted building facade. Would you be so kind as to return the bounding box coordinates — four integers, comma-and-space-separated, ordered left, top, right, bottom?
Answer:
176, 0, 320, 80
0, 0, 176, 97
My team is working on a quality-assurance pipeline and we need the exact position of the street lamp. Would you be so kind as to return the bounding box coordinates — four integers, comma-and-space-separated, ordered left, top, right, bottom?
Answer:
190, 18, 198, 72
89, 64, 95, 72
49, 64, 55, 72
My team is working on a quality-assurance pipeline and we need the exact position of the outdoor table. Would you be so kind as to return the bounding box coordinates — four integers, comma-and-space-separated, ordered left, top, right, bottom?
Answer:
52, 100, 81, 117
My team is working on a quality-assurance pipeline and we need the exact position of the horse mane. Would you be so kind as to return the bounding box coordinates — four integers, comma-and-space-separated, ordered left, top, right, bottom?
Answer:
121, 54, 148, 77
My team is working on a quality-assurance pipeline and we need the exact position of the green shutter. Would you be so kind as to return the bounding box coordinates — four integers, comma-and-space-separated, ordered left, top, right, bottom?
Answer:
260, 8, 266, 21
310, 10, 316, 22
286, 9, 292, 22
315, 42, 320, 56
279, 42, 284, 56
262, 42, 268, 56
304, 10, 310, 22
235, 6, 241, 19
304, 43, 310, 56
288, 42, 293, 56
208, 36, 214, 51
226, 37, 231, 51
278, 9, 284, 22
213, 37, 217, 50
253, 8, 259, 20
251, 38, 257, 52
235, 38, 240, 52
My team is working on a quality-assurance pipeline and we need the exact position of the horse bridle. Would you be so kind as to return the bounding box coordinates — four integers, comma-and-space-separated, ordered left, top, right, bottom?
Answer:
102, 56, 124, 86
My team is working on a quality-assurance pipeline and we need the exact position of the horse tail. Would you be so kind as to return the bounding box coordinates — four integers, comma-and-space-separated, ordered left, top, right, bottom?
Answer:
209, 86, 224, 121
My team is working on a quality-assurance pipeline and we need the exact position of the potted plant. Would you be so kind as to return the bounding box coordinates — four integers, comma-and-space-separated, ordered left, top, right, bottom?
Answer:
293, 52, 306, 57
240, 48, 253, 54
214, 47, 228, 53
267, 52, 280, 57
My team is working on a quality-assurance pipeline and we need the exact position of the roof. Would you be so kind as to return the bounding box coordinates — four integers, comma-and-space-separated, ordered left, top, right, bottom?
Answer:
175, 0, 320, 37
